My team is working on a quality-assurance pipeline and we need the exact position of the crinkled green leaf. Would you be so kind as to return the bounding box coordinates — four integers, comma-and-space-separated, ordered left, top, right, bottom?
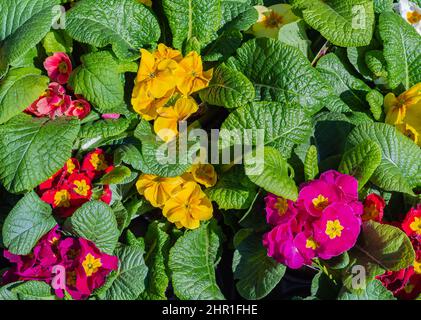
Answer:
65, 201, 119, 254
0, 115, 80, 193
221, 101, 312, 159
78, 118, 131, 139
347, 123, 421, 195
292, 0, 375, 47
0, 0, 60, 77
11, 281, 56, 300
163, 0, 221, 49
365, 50, 388, 79
339, 140, 382, 191
169, 222, 225, 300
304, 145, 319, 181
203, 30, 243, 62
42, 30, 73, 55
199, 63, 255, 109
366, 90, 384, 121
339, 279, 395, 300
373, 0, 394, 13
0, 67, 49, 124
206, 165, 258, 210
278, 20, 312, 59
98, 166, 132, 185
66, 0, 160, 60
2, 191, 56, 255
69, 51, 127, 114
245, 147, 298, 200
226, 38, 333, 115
379, 12, 421, 89
232, 230, 286, 300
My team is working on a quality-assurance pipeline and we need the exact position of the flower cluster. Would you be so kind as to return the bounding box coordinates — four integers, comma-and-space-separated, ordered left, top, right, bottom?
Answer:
373, 205, 421, 299
38, 149, 113, 218
263, 170, 363, 269
136, 163, 217, 229
3, 226, 118, 300
131, 44, 213, 142
384, 82, 421, 146
395, 0, 421, 35
25, 52, 91, 120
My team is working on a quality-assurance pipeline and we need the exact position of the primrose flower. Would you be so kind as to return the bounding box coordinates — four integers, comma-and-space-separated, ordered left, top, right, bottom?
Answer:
189, 163, 217, 188
136, 48, 178, 98
81, 148, 112, 179
25, 82, 71, 119
362, 193, 386, 222
67, 173, 92, 200
395, 0, 421, 35
44, 52, 72, 84
162, 181, 213, 229
384, 83, 421, 146
264, 193, 297, 226
175, 51, 213, 96
250, 4, 299, 39
136, 174, 185, 208
402, 205, 421, 238
65, 99, 91, 119
154, 96, 198, 141
131, 83, 173, 120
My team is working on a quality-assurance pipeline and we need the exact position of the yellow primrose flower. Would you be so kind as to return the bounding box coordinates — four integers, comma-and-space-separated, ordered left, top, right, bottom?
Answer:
384, 83, 421, 146
138, 0, 152, 7
154, 43, 183, 62
175, 51, 213, 96
136, 174, 185, 207
250, 4, 299, 39
189, 163, 217, 188
131, 82, 174, 121
162, 181, 213, 229
136, 49, 177, 98
154, 96, 198, 142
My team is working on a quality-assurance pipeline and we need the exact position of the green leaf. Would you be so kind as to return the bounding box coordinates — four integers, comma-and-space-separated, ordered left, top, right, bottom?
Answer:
345, 221, 415, 286
199, 64, 255, 109
0, 0, 60, 77
365, 50, 388, 79
12, 281, 56, 300
373, 0, 394, 13
245, 147, 298, 201
226, 38, 332, 115
317, 53, 371, 111
104, 244, 148, 300
347, 123, 421, 195
66, 0, 160, 60
0, 283, 19, 300
65, 201, 119, 254
310, 270, 341, 300
233, 231, 286, 300
2, 191, 56, 255
168, 221, 225, 300
278, 20, 312, 59
98, 166, 132, 185
0, 115, 80, 193
139, 222, 170, 300
339, 279, 395, 300
163, 0, 221, 49
339, 140, 382, 191
366, 90, 384, 121
69, 51, 127, 114
379, 12, 421, 89
203, 30, 243, 62
0, 67, 49, 124
304, 145, 319, 181
78, 118, 131, 139
42, 30, 73, 55
221, 101, 312, 159
292, 0, 375, 47
206, 165, 258, 210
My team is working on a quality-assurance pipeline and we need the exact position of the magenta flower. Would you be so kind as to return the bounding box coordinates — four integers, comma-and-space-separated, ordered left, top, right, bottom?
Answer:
65, 99, 91, 119
25, 82, 71, 119
313, 202, 362, 260
264, 193, 297, 225
44, 52, 72, 84
298, 180, 341, 217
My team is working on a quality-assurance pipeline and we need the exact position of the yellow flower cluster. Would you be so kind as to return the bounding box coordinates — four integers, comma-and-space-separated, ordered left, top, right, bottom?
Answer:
131, 44, 213, 142
384, 83, 421, 146
136, 163, 217, 230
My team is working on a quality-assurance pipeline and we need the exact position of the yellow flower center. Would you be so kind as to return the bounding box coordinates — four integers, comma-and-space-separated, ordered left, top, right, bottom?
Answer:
407, 11, 421, 24
409, 217, 421, 235
325, 219, 344, 239
67, 271, 77, 287
49, 237, 59, 245
305, 237, 319, 250
58, 61, 68, 74
73, 179, 90, 197
274, 197, 288, 216
82, 253, 102, 277
263, 11, 283, 28
89, 153, 108, 171
362, 204, 379, 221
54, 189, 71, 207
312, 194, 329, 211
66, 159, 76, 174
414, 259, 421, 274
